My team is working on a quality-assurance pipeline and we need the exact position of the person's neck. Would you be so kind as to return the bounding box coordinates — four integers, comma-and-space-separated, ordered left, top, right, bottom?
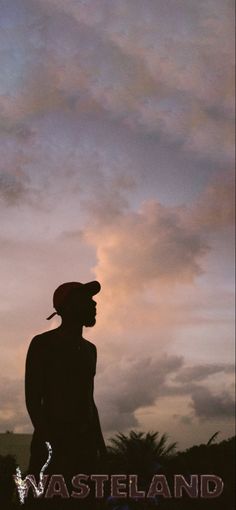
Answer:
60, 319, 83, 338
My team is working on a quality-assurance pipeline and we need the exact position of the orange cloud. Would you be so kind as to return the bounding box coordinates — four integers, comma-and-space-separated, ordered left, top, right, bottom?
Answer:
86, 200, 209, 298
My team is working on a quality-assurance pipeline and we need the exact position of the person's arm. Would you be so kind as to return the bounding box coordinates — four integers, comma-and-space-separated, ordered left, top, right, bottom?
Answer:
92, 346, 107, 457
93, 402, 107, 457
25, 336, 48, 439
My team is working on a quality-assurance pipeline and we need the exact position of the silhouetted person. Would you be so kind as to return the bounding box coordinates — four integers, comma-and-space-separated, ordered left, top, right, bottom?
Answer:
25, 281, 106, 506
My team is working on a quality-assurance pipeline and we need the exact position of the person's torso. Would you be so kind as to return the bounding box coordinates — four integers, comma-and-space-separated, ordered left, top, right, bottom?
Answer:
40, 330, 96, 428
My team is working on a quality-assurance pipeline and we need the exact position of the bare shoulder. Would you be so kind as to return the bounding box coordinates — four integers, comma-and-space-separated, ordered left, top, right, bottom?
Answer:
27, 329, 60, 353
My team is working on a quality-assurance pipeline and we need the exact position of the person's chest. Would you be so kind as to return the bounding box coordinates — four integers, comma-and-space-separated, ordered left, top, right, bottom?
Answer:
43, 340, 95, 389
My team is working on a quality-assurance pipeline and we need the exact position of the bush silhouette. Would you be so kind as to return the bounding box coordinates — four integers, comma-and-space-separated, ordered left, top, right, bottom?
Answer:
0, 453, 17, 507
106, 431, 235, 510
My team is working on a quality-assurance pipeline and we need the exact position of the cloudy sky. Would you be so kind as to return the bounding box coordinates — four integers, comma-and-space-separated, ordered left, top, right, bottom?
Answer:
0, 0, 234, 449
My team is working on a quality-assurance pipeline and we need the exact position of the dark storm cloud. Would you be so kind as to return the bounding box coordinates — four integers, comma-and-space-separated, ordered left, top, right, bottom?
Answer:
96, 358, 235, 432
96, 355, 184, 430
191, 386, 235, 420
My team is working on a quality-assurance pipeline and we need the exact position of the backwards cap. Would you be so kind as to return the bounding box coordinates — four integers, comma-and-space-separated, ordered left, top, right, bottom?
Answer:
46, 280, 101, 320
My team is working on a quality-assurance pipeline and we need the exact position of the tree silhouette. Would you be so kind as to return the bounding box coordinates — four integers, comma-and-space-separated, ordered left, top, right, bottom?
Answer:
0, 454, 17, 509
207, 431, 220, 446
105, 432, 235, 510
1, 430, 234, 509
107, 430, 176, 478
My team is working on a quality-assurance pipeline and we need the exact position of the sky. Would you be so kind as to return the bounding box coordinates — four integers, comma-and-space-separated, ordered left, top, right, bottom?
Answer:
0, 0, 235, 450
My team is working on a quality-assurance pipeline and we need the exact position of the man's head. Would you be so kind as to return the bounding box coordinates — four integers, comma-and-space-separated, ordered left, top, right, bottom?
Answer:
47, 281, 101, 326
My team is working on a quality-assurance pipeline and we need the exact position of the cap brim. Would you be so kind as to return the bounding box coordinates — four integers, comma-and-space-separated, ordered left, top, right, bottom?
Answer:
84, 280, 101, 296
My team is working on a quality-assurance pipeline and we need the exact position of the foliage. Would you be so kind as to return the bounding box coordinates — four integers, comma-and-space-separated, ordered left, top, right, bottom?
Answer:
0, 431, 235, 509
105, 431, 235, 510
107, 430, 177, 476
0, 454, 17, 507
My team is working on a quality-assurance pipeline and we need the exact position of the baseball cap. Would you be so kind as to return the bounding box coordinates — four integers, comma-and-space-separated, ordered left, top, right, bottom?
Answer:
46, 280, 101, 320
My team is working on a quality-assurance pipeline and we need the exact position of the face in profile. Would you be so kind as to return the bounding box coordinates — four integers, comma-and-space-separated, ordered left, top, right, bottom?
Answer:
81, 297, 97, 327
65, 294, 97, 327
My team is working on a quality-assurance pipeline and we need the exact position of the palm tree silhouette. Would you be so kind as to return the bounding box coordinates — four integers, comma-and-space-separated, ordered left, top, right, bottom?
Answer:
104, 431, 176, 509
108, 430, 176, 477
